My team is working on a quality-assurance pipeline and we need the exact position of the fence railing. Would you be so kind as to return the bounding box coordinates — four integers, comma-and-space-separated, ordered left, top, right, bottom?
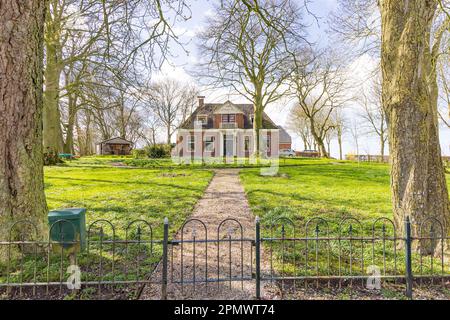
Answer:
0, 216, 448, 299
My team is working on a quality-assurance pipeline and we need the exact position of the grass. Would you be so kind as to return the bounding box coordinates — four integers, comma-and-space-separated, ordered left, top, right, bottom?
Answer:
240, 158, 450, 277
240, 158, 394, 226
45, 157, 213, 233
1, 157, 214, 292
2, 156, 449, 297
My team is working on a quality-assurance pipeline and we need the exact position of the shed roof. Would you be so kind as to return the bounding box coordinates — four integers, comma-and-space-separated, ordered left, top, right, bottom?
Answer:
98, 137, 133, 145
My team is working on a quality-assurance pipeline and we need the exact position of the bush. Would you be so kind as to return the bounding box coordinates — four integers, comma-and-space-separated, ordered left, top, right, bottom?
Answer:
43, 151, 64, 166
132, 148, 147, 159
145, 144, 172, 158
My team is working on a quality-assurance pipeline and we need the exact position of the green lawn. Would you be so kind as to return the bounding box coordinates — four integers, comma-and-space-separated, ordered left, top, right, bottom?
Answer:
240, 158, 450, 227
1, 157, 214, 291
45, 158, 213, 236
240, 158, 450, 277
240, 159, 393, 227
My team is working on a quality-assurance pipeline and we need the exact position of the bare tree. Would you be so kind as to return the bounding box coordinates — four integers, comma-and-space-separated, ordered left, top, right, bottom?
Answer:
357, 75, 388, 158
332, 109, 347, 160
43, 0, 191, 153
289, 50, 348, 158
196, 0, 306, 155
349, 120, 361, 162
331, 0, 450, 240
0, 0, 48, 260
438, 57, 450, 128
287, 107, 315, 151
145, 78, 198, 144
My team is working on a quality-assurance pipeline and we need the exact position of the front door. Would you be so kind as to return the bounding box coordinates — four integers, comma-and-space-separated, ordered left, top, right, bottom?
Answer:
223, 134, 234, 157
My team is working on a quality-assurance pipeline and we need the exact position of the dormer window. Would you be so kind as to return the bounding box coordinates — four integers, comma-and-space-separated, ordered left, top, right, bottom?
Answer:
196, 115, 208, 125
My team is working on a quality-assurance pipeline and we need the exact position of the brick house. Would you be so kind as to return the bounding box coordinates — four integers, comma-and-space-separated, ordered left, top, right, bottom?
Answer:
173, 96, 291, 158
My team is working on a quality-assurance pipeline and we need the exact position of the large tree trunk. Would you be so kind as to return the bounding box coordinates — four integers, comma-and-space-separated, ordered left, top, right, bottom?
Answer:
0, 0, 48, 259
380, 0, 449, 248
43, 32, 63, 153
43, 1, 64, 154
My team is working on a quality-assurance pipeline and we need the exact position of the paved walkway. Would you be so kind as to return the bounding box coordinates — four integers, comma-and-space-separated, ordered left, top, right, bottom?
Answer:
141, 169, 269, 300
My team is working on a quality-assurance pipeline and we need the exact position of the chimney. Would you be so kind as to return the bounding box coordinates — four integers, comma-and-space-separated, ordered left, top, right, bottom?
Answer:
197, 95, 205, 108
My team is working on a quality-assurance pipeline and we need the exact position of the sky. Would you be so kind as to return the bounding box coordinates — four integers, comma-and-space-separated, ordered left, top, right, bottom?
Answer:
153, 0, 450, 158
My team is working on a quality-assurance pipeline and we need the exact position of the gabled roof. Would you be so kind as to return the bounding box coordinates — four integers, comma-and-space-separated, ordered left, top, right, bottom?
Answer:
98, 137, 133, 145
179, 101, 279, 129
278, 126, 292, 144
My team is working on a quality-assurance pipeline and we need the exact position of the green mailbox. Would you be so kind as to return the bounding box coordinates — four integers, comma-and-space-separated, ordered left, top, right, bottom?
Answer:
48, 208, 87, 251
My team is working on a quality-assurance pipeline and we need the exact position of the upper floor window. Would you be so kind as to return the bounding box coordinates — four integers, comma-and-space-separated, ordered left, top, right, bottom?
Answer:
196, 115, 208, 125
222, 114, 235, 123
250, 114, 254, 124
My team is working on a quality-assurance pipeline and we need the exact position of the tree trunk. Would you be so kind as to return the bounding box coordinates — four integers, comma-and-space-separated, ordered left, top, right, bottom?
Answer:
0, 0, 48, 260
380, 136, 385, 161
338, 132, 343, 160
63, 94, 77, 154
43, 8, 64, 154
380, 0, 449, 249
253, 106, 263, 157
309, 118, 329, 158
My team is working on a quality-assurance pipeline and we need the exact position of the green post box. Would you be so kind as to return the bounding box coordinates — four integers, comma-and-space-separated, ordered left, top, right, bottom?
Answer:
48, 208, 87, 252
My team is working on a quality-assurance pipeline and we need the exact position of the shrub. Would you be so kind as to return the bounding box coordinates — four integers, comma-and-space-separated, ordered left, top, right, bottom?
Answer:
43, 151, 63, 166
145, 144, 172, 158
132, 148, 147, 159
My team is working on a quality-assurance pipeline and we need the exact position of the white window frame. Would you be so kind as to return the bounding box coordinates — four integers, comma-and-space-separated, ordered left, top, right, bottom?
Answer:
204, 136, 215, 152
187, 135, 195, 152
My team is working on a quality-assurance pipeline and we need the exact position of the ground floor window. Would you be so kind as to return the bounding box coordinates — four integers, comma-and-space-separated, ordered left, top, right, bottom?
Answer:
204, 136, 215, 152
244, 136, 250, 152
188, 135, 195, 152
266, 135, 271, 150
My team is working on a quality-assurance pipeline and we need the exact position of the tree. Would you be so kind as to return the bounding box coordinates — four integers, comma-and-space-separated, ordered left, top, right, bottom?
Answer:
0, 0, 48, 259
196, 0, 305, 155
333, 109, 347, 160
357, 75, 388, 159
145, 78, 197, 144
289, 50, 348, 157
287, 107, 315, 151
438, 58, 450, 128
332, 0, 450, 244
380, 0, 450, 242
349, 120, 361, 162
42, 0, 191, 154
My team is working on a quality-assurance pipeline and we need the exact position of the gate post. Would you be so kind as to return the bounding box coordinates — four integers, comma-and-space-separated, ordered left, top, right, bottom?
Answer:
404, 216, 413, 299
255, 216, 261, 299
161, 217, 169, 300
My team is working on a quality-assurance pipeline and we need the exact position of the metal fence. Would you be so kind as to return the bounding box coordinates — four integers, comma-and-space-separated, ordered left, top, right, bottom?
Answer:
0, 216, 448, 299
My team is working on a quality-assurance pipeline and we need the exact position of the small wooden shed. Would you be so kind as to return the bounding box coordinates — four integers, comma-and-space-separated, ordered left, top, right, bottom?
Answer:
96, 137, 133, 155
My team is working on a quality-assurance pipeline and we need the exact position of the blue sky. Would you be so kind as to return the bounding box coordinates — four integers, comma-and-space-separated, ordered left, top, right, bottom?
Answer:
156, 0, 450, 157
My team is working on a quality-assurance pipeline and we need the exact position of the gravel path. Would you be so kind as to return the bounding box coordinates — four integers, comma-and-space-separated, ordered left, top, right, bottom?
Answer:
140, 169, 270, 300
